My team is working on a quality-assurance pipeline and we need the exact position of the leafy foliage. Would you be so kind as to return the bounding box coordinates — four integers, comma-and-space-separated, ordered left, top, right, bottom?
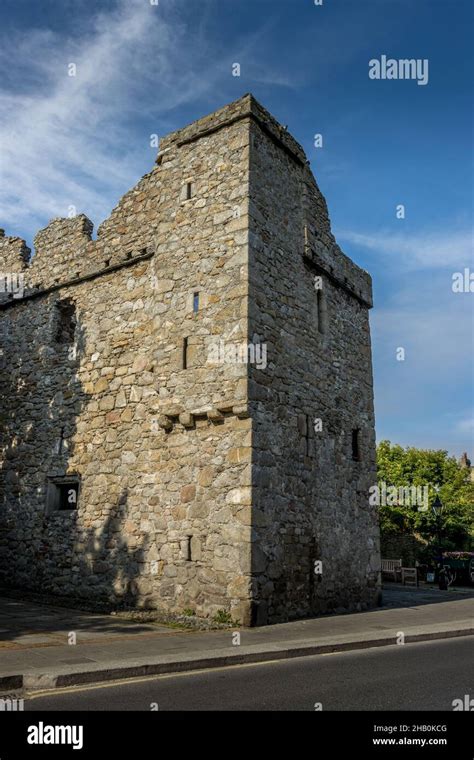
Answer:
377, 441, 474, 552
212, 609, 234, 625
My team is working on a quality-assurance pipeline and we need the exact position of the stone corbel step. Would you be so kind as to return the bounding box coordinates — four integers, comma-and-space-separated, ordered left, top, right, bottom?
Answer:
157, 403, 250, 431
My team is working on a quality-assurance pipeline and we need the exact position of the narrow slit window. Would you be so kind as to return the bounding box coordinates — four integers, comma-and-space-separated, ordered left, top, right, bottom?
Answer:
182, 337, 188, 369
186, 182, 193, 200
305, 414, 312, 457
317, 290, 327, 334
55, 299, 76, 344
186, 535, 192, 561
193, 292, 199, 313
352, 429, 361, 461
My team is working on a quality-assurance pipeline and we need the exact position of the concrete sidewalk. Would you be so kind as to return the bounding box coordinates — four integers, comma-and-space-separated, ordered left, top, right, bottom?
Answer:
0, 586, 473, 691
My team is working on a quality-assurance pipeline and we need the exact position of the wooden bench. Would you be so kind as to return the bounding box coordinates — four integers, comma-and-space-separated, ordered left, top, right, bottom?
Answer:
381, 558, 402, 581
401, 567, 418, 586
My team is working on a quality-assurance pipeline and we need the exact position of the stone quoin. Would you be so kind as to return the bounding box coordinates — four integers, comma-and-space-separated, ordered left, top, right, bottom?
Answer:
0, 95, 381, 625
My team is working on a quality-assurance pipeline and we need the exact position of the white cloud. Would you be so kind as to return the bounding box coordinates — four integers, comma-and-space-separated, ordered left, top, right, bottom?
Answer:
0, 0, 297, 247
338, 228, 473, 271
0, 0, 226, 241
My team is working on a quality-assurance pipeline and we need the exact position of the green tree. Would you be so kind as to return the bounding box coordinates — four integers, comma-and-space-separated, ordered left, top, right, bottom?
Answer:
376, 441, 474, 555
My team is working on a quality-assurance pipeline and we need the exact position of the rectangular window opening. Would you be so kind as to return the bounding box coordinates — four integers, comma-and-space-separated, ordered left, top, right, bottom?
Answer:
55, 299, 76, 344
193, 292, 199, 313
186, 535, 192, 561
352, 429, 361, 461
47, 477, 80, 512
186, 182, 193, 200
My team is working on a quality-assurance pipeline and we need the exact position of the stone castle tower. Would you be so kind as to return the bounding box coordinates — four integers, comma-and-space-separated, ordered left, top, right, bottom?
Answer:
0, 95, 381, 625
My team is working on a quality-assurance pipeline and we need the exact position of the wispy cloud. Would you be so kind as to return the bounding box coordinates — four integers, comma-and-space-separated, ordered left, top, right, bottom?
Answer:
0, 0, 239, 243
338, 228, 473, 271
0, 0, 298, 247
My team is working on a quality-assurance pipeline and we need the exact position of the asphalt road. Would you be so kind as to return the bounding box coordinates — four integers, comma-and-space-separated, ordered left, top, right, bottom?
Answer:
25, 636, 474, 711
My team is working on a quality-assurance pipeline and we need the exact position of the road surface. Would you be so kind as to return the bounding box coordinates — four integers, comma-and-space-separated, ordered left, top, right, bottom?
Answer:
24, 636, 474, 711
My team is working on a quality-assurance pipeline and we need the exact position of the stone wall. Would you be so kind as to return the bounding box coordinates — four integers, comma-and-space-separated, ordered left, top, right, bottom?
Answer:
0, 96, 254, 624
248, 103, 380, 624
0, 94, 380, 625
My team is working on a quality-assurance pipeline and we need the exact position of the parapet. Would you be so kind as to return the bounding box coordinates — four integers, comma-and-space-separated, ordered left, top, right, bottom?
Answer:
33, 214, 93, 251
0, 199, 153, 295
0, 232, 31, 302
0, 94, 372, 307
301, 174, 373, 308
30, 214, 93, 287
0, 229, 31, 271
159, 93, 307, 167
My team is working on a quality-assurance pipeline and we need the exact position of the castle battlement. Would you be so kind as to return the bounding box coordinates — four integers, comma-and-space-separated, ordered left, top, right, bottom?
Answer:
1, 94, 372, 307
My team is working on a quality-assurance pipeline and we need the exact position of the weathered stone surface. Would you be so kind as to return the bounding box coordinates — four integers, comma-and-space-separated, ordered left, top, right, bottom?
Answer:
207, 408, 224, 423
178, 412, 194, 429
180, 485, 196, 503
0, 94, 380, 625
158, 415, 173, 432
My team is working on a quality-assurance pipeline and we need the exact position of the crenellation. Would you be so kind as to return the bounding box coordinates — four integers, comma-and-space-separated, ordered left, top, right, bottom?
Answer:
0, 232, 31, 269
0, 234, 31, 304
30, 214, 94, 288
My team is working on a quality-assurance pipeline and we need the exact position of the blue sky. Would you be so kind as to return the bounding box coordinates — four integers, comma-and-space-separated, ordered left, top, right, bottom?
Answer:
0, 0, 472, 457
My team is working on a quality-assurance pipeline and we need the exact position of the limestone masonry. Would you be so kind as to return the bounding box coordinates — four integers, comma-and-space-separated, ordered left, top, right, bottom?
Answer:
0, 95, 381, 625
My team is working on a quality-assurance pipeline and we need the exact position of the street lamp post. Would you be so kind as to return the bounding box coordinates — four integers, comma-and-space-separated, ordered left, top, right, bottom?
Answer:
432, 494, 446, 589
